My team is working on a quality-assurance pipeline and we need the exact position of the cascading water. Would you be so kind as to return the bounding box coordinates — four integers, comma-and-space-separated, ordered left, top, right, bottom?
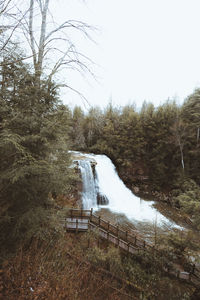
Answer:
94, 154, 170, 224
75, 152, 180, 226
78, 160, 97, 209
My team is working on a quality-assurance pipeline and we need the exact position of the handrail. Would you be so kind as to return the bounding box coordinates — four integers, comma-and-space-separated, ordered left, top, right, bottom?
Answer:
66, 208, 199, 282
67, 209, 165, 253
69, 208, 92, 213
90, 212, 156, 252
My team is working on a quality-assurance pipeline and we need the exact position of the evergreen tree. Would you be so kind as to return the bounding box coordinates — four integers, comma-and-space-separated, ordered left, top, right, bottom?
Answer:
70, 106, 86, 150
181, 90, 200, 181
83, 106, 104, 150
0, 50, 74, 257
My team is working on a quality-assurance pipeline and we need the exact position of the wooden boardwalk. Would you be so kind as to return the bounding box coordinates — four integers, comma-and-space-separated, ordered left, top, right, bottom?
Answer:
65, 208, 200, 283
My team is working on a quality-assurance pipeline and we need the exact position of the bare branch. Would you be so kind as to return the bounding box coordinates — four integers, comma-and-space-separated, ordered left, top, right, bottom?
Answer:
1, 7, 30, 51
1, 0, 96, 104
0, 54, 34, 66
0, 0, 13, 16
45, 20, 96, 42
59, 83, 91, 108
36, 0, 43, 14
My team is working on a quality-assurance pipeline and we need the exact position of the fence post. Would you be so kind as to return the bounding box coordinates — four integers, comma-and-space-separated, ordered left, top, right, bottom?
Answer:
189, 272, 191, 281
125, 231, 128, 242
98, 216, 101, 226
117, 225, 119, 238
107, 221, 110, 231
127, 242, 130, 252
90, 208, 93, 217
76, 219, 78, 233
134, 236, 137, 245
192, 264, 195, 274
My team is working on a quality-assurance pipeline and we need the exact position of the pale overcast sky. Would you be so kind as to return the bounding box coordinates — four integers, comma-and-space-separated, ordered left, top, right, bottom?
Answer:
50, 0, 200, 110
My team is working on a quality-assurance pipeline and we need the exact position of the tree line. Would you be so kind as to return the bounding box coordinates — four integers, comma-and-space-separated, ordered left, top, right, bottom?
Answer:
69, 95, 200, 229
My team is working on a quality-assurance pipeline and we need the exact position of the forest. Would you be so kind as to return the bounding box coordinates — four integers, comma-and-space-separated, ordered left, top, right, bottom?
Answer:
70, 97, 200, 230
0, 0, 200, 299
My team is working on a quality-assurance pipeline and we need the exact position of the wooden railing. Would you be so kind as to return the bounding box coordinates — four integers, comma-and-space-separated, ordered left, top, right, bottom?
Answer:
65, 208, 200, 283
67, 209, 153, 249
68, 208, 92, 218
90, 213, 154, 252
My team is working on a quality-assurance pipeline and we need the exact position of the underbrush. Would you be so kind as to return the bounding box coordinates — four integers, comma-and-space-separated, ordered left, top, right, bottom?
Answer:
0, 226, 196, 300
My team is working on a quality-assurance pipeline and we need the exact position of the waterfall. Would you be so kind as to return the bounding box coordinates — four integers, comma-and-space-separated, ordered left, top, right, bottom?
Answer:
78, 160, 97, 209
75, 152, 181, 227
94, 154, 166, 223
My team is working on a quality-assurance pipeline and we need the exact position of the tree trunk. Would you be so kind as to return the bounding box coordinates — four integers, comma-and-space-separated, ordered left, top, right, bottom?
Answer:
197, 127, 200, 145
179, 143, 184, 170
36, 0, 49, 86
29, 0, 50, 87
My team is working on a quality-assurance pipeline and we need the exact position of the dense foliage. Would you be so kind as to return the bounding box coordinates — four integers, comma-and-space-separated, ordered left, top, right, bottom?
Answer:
69, 96, 200, 229
0, 49, 75, 258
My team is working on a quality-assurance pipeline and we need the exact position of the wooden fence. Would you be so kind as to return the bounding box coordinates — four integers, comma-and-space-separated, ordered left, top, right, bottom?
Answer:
65, 208, 200, 283
90, 213, 153, 251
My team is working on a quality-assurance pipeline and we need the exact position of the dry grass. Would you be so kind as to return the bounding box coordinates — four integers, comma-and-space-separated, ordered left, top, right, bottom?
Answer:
0, 235, 138, 300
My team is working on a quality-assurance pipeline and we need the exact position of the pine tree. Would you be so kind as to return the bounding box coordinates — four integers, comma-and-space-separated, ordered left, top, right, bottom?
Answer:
0, 49, 74, 257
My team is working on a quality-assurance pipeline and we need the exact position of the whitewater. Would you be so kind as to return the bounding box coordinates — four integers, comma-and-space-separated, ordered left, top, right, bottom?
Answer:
74, 151, 178, 226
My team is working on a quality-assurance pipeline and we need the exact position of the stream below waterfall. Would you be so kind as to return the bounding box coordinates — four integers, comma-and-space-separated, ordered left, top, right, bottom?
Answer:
72, 151, 181, 228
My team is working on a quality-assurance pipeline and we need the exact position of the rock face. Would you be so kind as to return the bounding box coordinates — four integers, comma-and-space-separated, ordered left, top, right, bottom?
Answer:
90, 160, 97, 176
97, 193, 109, 205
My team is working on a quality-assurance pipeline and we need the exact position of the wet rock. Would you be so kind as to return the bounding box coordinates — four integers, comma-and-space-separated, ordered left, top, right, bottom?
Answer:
133, 186, 140, 194
90, 160, 97, 167
97, 193, 109, 205
90, 160, 97, 175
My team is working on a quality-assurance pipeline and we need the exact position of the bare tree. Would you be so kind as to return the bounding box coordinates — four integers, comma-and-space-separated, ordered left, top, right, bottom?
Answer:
0, 0, 95, 103
19, 0, 95, 93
